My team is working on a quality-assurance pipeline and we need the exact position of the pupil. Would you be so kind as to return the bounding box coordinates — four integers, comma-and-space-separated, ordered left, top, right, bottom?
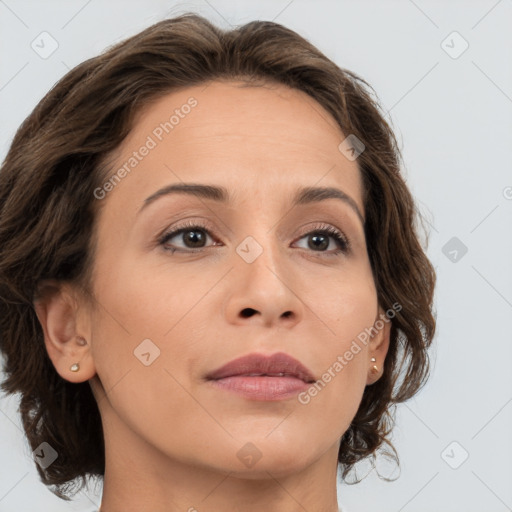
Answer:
309, 233, 328, 250
185, 230, 205, 248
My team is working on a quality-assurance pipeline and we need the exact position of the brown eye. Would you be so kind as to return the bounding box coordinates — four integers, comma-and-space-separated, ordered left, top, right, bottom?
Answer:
307, 232, 330, 251
159, 222, 217, 252
294, 226, 350, 255
174, 228, 207, 248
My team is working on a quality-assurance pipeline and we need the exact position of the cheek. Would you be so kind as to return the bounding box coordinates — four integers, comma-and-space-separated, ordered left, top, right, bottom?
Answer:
88, 251, 208, 399
293, 266, 377, 425
91, 252, 194, 343
87, 261, 204, 446
296, 257, 378, 344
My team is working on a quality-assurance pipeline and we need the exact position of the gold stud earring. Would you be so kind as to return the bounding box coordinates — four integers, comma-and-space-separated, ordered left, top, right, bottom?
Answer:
70, 362, 80, 372
370, 357, 378, 373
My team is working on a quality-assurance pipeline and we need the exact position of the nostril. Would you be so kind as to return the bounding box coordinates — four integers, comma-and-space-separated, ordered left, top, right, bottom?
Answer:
240, 308, 257, 318
282, 311, 292, 318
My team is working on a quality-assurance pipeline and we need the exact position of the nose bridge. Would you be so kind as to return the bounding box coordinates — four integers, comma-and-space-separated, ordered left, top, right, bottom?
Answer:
237, 227, 287, 295
224, 224, 303, 327
232, 195, 283, 272
239, 222, 279, 266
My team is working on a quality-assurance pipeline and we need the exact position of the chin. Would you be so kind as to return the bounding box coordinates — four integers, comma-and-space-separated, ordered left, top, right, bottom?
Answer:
225, 454, 320, 480
223, 436, 326, 479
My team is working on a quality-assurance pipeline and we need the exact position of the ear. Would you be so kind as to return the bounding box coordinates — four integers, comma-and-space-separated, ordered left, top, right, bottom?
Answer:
366, 307, 392, 386
33, 279, 96, 383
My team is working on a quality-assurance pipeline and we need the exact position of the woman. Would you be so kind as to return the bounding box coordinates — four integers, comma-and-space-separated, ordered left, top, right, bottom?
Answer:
0, 13, 436, 512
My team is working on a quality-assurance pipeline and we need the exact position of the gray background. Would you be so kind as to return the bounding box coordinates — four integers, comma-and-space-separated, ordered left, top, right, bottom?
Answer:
1, 1, 511, 511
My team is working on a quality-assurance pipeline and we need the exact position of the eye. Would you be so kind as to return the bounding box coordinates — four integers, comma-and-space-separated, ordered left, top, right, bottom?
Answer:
293, 223, 350, 256
158, 220, 351, 256
158, 220, 218, 253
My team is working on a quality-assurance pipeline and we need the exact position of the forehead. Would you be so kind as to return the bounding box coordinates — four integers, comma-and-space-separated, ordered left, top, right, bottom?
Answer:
135, 80, 346, 154
98, 80, 364, 221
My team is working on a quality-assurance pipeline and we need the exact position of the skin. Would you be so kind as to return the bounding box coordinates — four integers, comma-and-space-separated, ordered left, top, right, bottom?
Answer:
34, 80, 390, 512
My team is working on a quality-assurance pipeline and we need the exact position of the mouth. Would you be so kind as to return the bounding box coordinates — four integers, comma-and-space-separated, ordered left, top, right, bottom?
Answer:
205, 352, 317, 401
206, 351, 316, 383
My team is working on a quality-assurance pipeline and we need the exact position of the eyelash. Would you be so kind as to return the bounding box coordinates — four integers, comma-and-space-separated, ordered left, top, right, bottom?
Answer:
158, 220, 351, 257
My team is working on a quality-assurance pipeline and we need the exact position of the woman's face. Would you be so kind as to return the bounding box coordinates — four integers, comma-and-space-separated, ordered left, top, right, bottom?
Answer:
80, 80, 388, 477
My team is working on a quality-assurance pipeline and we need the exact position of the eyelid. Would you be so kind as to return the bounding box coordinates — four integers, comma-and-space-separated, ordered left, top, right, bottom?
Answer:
157, 218, 219, 248
293, 221, 351, 252
295, 221, 347, 241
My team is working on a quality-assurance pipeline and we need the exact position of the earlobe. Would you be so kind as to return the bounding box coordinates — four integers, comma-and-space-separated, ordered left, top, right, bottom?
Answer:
366, 308, 392, 385
33, 279, 95, 383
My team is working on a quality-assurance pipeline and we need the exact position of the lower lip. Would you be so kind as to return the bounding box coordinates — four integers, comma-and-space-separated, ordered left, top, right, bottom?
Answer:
207, 376, 311, 401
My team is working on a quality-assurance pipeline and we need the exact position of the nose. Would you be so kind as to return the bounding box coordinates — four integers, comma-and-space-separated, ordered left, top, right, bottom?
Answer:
223, 238, 304, 329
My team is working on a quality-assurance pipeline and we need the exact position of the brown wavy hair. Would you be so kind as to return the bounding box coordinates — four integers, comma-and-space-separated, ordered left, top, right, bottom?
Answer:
0, 13, 436, 499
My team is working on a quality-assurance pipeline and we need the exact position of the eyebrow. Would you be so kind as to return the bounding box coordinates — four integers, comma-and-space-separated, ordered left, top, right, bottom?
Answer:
139, 183, 365, 225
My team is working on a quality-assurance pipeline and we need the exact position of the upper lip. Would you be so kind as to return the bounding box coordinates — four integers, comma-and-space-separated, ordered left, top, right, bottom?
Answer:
206, 352, 316, 383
